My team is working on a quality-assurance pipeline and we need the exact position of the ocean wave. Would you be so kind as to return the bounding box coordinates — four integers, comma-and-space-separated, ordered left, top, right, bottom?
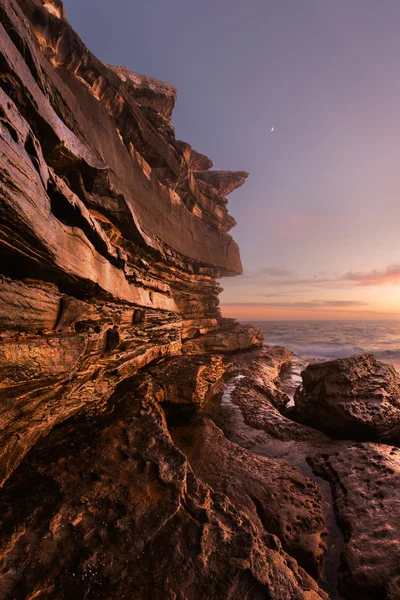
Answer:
256, 320, 400, 371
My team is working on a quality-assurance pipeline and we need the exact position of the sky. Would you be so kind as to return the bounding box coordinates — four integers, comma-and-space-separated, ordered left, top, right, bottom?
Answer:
63, 0, 400, 321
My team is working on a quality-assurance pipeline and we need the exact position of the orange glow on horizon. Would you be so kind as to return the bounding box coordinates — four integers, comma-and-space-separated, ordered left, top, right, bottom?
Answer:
221, 304, 400, 322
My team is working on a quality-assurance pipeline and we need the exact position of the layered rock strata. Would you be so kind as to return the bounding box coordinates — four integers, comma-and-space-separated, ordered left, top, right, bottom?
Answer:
0, 0, 263, 488
0, 1, 333, 599
3, 2, 398, 599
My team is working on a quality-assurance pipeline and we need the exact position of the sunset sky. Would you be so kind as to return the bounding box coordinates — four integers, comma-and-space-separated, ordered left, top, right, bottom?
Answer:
63, 0, 400, 321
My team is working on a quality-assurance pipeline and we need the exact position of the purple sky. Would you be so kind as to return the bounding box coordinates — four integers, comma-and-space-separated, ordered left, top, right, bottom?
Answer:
63, 0, 400, 320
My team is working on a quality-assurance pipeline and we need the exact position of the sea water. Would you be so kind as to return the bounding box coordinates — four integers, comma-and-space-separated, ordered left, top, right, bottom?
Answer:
248, 320, 400, 373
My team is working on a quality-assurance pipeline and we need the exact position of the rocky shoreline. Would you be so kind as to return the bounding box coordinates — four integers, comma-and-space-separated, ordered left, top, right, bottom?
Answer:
213, 348, 400, 600
0, 1, 399, 599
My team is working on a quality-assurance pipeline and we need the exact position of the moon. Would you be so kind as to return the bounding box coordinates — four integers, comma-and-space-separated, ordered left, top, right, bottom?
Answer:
271, 127, 275, 132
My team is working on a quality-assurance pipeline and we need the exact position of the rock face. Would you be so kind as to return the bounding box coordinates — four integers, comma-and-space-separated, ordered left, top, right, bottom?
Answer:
0, 0, 265, 489
0, 1, 336, 599
146, 355, 227, 405
182, 320, 264, 354
3, 2, 399, 599
194, 170, 249, 196
294, 354, 400, 441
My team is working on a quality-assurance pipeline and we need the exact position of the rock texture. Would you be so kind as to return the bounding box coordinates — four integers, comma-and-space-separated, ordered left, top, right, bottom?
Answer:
224, 346, 329, 444
3, 2, 399, 599
182, 319, 264, 354
0, 382, 328, 600
295, 354, 400, 441
0, 1, 336, 599
171, 417, 327, 579
146, 355, 227, 405
311, 444, 400, 600
194, 170, 249, 196
218, 348, 400, 599
0, 0, 265, 488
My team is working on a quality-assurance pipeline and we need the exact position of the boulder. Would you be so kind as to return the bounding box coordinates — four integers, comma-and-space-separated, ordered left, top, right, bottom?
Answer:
295, 354, 400, 441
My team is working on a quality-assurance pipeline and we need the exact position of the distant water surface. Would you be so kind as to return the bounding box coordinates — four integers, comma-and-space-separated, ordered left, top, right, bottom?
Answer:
247, 320, 400, 373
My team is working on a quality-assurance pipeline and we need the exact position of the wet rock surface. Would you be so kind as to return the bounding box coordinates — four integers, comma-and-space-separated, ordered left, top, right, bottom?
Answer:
211, 347, 400, 600
170, 417, 327, 579
295, 354, 400, 441
210, 348, 345, 599
224, 346, 330, 444
310, 444, 400, 600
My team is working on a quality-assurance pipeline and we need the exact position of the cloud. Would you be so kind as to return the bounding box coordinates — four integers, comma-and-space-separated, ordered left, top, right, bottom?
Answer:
342, 264, 400, 286
232, 263, 400, 290
320, 300, 368, 307
223, 299, 369, 309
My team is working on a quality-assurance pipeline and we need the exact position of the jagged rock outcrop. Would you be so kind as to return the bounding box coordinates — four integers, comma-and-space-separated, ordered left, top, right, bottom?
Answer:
194, 170, 249, 196
294, 354, 400, 441
0, 0, 265, 489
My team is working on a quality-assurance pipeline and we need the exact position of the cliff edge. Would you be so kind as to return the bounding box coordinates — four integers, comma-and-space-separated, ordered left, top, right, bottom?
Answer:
0, 2, 333, 599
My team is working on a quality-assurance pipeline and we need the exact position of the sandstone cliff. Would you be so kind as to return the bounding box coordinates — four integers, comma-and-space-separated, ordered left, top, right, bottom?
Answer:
4, 3, 398, 600
0, 1, 331, 599
0, 0, 263, 487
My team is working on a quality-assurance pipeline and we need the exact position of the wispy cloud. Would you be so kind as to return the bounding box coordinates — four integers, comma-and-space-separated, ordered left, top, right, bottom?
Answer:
223, 299, 369, 309
343, 264, 400, 286
232, 263, 400, 290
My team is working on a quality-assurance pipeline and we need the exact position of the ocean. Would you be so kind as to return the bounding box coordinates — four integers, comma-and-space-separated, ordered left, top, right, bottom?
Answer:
249, 320, 400, 369
246, 321, 400, 399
